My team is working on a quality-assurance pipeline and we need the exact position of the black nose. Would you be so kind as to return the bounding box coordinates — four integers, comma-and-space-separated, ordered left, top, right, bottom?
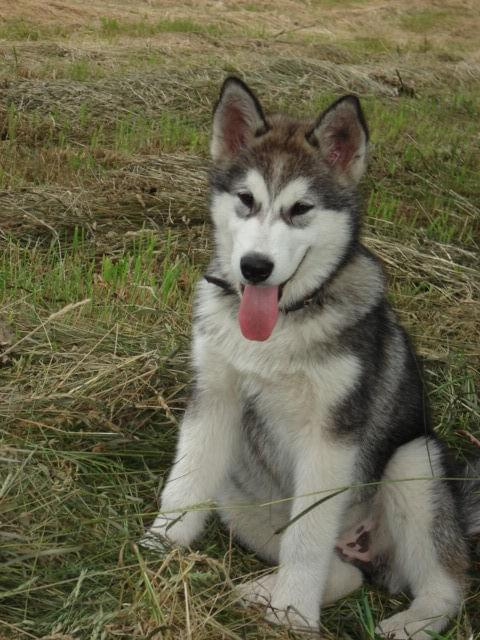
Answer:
240, 253, 274, 284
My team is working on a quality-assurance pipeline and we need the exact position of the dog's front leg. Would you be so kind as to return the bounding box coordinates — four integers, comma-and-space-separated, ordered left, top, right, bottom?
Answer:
267, 439, 356, 632
144, 361, 239, 549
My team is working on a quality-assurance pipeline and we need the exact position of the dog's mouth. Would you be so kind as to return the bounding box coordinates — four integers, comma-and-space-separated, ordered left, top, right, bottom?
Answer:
238, 284, 281, 342
238, 250, 310, 342
238, 279, 291, 342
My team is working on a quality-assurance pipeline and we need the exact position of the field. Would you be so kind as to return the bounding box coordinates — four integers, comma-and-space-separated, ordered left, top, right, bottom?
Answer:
0, 1, 479, 638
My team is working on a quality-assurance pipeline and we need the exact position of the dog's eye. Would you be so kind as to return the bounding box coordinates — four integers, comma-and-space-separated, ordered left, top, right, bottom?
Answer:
238, 192, 254, 209
290, 202, 313, 217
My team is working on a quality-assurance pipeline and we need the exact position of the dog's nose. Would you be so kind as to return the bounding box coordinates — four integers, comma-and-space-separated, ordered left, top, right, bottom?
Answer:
240, 253, 274, 283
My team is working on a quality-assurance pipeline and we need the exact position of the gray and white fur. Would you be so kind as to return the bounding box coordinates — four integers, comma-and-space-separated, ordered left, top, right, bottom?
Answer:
143, 77, 480, 639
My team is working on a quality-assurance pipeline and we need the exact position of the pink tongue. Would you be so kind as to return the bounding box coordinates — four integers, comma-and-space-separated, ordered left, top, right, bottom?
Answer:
238, 285, 279, 341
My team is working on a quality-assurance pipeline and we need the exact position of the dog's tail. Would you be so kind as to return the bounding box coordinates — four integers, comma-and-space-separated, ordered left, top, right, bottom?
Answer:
460, 459, 480, 537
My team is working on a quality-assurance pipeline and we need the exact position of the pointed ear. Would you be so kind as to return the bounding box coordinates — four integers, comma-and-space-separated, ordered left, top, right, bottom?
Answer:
211, 77, 268, 162
307, 95, 369, 183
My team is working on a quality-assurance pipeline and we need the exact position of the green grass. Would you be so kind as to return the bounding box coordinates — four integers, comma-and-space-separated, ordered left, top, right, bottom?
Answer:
400, 9, 453, 33
1, 230, 198, 314
66, 60, 107, 82
0, 16, 222, 43
0, 19, 69, 41
113, 112, 207, 154
0, 2, 479, 639
99, 16, 223, 39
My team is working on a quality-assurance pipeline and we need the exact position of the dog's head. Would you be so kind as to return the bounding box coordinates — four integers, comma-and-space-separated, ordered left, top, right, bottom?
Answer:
209, 77, 369, 341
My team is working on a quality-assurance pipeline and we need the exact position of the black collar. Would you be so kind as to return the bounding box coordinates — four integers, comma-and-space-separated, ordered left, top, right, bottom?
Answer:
203, 274, 324, 314
204, 274, 237, 296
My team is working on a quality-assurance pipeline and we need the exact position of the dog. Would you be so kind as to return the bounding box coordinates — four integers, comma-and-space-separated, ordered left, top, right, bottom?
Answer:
141, 77, 480, 638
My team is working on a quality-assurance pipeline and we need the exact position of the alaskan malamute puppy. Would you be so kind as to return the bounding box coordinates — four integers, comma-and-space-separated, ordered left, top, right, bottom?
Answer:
143, 78, 479, 638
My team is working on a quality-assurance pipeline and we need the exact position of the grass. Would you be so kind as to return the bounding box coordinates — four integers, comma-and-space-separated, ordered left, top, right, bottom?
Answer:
0, 19, 69, 41
0, 17, 222, 42
0, 1, 479, 638
99, 16, 223, 39
400, 9, 453, 33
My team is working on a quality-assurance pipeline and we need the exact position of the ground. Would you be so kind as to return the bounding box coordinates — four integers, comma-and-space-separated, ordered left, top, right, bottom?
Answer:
0, 1, 479, 639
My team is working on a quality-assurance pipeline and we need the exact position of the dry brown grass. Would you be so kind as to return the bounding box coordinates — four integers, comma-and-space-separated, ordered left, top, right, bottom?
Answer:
0, 1, 479, 639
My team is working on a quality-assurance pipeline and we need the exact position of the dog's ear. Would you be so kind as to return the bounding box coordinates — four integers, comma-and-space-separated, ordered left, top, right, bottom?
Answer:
211, 77, 268, 161
307, 95, 368, 183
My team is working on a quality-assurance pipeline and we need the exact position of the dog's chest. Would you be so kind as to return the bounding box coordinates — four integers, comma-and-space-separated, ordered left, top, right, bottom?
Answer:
238, 351, 359, 443
196, 289, 361, 438
230, 353, 360, 499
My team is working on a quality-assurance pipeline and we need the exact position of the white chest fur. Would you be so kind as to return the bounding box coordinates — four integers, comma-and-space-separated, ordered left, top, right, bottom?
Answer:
194, 285, 361, 441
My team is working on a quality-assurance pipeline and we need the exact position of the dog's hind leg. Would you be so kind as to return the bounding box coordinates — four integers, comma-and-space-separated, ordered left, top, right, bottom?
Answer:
238, 552, 363, 610
322, 554, 364, 605
225, 483, 363, 607
375, 437, 469, 640
218, 477, 288, 564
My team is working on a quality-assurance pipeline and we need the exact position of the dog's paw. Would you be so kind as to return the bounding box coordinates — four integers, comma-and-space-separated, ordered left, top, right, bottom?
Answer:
264, 584, 320, 633
137, 529, 172, 554
236, 573, 277, 607
376, 608, 448, 639
146, 511, 204, 548
238, 575, 319, 632
336, 518, 374, 564
265, 603, 319, 634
